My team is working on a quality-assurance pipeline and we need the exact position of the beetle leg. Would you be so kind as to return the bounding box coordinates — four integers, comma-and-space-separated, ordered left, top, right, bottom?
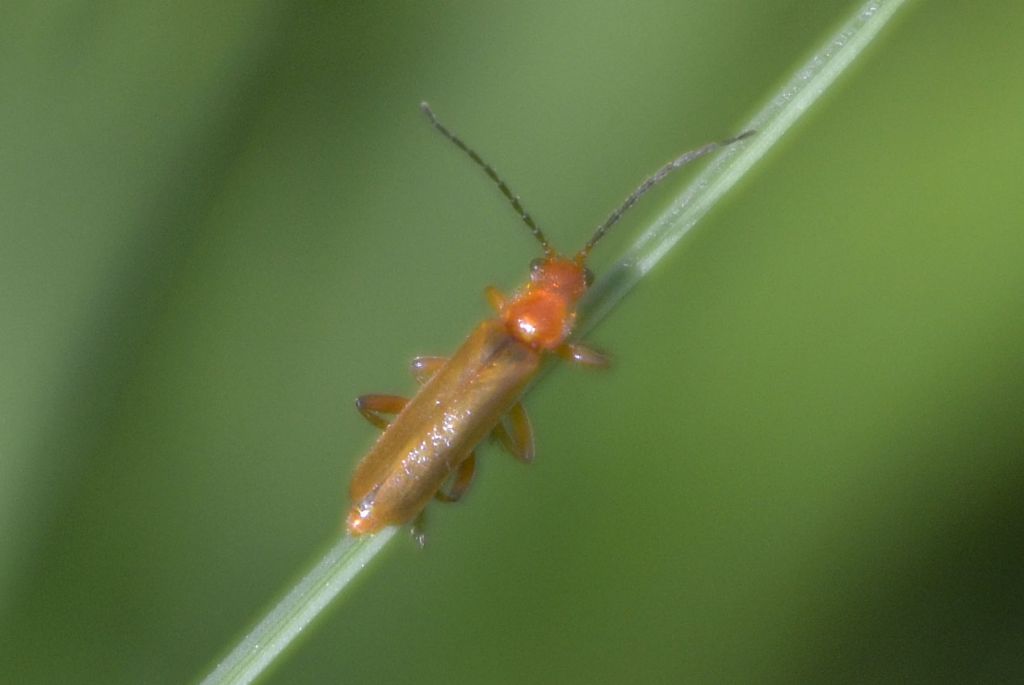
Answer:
410, 510, 428, 548
492, 403, 535, 463
410, 356, 446, 384
557, 342, 610, 368
355, 394, 407, 431
485, 285, 507, 313
434, 452, 476, 503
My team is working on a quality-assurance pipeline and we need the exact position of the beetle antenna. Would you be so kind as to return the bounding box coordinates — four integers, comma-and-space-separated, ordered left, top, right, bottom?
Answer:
577, 129, 755, 260
421, 102, 554, 257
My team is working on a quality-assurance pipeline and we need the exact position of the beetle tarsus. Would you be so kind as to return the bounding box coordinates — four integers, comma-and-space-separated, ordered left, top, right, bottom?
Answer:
356, 394, 408, 430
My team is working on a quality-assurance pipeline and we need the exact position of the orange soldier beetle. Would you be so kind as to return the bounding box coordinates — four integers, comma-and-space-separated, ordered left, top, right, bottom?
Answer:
347, 103, 752, 539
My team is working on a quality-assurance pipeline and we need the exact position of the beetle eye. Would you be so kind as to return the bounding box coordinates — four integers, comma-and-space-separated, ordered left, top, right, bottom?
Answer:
583, 267, 595, 287
529, 257, 545, 273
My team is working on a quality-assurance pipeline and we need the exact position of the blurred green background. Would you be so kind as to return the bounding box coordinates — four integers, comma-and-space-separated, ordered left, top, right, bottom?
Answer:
3, 1, 1023, 682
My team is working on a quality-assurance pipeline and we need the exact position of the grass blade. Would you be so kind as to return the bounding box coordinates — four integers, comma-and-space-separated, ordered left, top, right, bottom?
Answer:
580, 0, 910, 329
198, 1, 910, 682
199, 529, 396, 685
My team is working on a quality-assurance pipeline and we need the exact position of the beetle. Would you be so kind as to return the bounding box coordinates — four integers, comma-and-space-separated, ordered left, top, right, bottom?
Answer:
346, 102, 752, 539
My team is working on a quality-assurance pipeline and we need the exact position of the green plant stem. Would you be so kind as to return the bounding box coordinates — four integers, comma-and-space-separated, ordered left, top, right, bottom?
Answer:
580, 0, 910, 330
199, 529, 396, 685
198, 1, 909, 683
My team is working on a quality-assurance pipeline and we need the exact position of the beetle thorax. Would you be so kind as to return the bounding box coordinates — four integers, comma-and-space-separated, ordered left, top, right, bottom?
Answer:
501, 256, 588, 351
